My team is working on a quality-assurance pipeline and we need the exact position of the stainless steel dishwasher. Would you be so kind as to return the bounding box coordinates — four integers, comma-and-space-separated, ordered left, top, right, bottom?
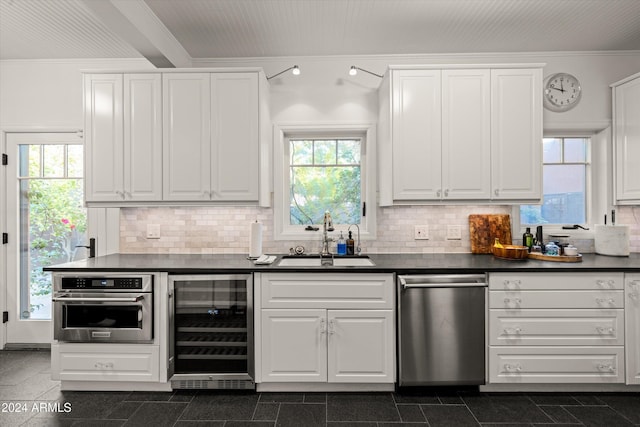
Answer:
398, 274, 487, 386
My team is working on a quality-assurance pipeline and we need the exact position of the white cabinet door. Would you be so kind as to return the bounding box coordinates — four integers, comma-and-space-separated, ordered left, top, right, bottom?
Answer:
614, 74, 640, 202
163, 73, 211, 201
84, 74, 124, 202
211, 73, 259, 201
124, 74, 162, 201
261, 309, 327, 382
442, 69, 491, 200
491, 68, 542, 201
392, 69, 442, 200
626, 274, 640, 384
327, 310, 394, 383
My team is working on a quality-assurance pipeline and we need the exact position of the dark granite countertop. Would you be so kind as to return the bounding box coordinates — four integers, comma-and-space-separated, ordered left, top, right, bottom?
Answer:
44, 252, 640, 274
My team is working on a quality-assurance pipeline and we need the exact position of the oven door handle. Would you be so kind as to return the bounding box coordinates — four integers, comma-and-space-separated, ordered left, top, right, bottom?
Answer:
52, 295, 146, 303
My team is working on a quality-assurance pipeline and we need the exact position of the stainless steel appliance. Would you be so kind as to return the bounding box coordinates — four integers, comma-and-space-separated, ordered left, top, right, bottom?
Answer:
398, 274, 487, 386
52, 273, 153, 343
169, 274, 254, 389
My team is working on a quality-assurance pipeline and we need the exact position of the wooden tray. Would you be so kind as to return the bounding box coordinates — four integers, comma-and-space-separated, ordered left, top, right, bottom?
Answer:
528, 253, 582, 262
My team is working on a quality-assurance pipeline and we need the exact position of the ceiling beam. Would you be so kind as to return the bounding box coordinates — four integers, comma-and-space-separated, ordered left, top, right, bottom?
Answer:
81, 0, 191, 68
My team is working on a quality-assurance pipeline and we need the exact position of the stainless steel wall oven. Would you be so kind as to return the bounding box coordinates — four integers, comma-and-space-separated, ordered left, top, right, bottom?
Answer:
169, 274, 254, 390
52, 273, 154, 343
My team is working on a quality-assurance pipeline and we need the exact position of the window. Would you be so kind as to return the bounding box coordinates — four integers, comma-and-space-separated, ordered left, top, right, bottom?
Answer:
274, 125, 376, 241
520, 137, 589, 225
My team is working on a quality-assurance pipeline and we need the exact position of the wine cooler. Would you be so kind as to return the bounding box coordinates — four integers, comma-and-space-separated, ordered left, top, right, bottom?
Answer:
169, 274, 254, 389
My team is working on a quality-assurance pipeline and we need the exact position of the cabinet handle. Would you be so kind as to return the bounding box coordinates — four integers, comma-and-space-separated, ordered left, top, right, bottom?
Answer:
597, 280, 616, 288
328, 319, 335, 335
504, 363, 522, 373
494, 189, 500, 196
596, 298, 616, 305
436, 189, 441, 198
504, 297, 522, 306
503, 327, 523, 335
444, 189, 449, 197
629, 293, 639, 300
320, 318, 326, 334
503, 279, 521, 289
596, 326, 615, 335
95, 362, 114, 369
597, 364, 616, 373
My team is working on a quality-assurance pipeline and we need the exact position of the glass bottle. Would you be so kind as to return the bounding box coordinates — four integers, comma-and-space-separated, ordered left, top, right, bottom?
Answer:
336, 232, 347, 256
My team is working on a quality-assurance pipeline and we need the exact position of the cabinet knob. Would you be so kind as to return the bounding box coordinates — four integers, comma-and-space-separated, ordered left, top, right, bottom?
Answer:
494, 189, 500, 196
444, 189, 449, 197
436, 190, 442, 197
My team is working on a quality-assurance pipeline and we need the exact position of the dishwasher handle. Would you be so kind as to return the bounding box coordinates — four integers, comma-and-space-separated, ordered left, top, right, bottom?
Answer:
399, 274, 487, 289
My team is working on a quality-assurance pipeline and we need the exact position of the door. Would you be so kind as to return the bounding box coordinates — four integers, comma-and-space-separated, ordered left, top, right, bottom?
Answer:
442, 69, 491, 200
211, 73, 259, 201
392, 69, 442, 200
491, 68, 542, 201
261, 309, 326, 382
162, 73, 211, 201
327, 310, 394, 383
5, 132, 89, 344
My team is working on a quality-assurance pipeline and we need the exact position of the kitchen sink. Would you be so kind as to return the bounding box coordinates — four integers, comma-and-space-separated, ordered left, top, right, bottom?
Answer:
277, 256, 375, 267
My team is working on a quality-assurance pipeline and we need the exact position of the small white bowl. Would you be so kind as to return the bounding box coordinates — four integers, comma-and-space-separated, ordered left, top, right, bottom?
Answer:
564, 246, 579, 256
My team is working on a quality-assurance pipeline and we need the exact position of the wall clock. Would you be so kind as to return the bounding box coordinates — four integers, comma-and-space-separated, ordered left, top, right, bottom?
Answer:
543, 72, 582, 112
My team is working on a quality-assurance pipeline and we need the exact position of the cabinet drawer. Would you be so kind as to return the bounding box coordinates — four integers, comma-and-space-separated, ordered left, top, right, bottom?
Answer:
489, 309, 624, 346
489, 273, 624, 290
261, 273, 394, 309
52, 344, 159, 382
490, 290, 624, 309
489, 346, 624, 384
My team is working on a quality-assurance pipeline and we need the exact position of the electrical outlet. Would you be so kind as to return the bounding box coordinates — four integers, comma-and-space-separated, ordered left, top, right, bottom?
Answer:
414, 225, 429, 240
446, 225, 462, 240
146, 224, 161, 239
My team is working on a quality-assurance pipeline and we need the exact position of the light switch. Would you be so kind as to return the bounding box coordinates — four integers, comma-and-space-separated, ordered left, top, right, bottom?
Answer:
414, 225, 429, 240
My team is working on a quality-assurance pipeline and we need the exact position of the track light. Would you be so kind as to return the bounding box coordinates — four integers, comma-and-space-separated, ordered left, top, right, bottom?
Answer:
267, 65, 300, 80
349, 66, 383, 78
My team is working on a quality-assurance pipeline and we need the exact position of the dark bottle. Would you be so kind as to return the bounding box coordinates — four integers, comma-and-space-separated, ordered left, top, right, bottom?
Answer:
522, 227, 533, 251
346, 231, 355, 255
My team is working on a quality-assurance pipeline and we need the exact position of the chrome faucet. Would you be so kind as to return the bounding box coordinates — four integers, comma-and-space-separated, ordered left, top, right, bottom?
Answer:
320, 211, 334, 256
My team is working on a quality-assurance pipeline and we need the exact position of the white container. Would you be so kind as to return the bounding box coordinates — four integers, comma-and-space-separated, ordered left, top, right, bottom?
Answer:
595, 225, 630, 256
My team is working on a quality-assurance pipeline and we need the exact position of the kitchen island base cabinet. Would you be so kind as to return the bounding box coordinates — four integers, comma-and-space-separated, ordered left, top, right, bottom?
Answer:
255, 273, 395, 391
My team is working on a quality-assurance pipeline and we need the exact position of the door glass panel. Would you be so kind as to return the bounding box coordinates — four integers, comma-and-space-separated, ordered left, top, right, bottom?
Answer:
18, 144, 87, 320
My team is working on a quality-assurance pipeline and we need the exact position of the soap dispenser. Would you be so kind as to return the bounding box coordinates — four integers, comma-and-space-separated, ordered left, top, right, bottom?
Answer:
346, 231, 355, 255
337, 232, 347, 256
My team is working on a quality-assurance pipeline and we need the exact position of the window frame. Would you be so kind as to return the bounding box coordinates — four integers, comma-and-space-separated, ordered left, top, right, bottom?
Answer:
513, 130, 609, 239
273, 123, 377, 241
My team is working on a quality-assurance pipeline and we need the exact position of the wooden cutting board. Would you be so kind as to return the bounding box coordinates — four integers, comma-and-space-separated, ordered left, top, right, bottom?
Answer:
469, 214, 513, 253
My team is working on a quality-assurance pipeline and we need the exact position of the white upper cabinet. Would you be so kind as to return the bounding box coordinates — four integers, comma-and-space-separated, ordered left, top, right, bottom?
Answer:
84, 74, 124, 202
163, 72, 261, 202
491, 68, 542, 201
391, 69, 442, 200
85, 73, 162, 203
442, 69, 491, 200
612, 72, 640, 204
162, 73, 211, 201
379, 65, 542, 205
84, 69, 269, 205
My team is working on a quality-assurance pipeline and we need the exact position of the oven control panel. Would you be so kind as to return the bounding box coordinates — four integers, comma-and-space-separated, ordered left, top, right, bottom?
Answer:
61, 277, 145, 290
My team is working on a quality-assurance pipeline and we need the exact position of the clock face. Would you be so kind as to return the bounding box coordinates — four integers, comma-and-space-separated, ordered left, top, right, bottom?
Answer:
544, 73, 582, 112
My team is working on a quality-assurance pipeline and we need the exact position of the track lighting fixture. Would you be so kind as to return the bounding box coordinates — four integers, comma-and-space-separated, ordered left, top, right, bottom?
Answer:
349, 66, 383, 78
267, 65, 300, 80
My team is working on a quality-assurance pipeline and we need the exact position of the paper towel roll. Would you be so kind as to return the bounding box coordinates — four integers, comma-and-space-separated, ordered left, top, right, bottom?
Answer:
595, 225, 630, 256
249, 221, 263, 258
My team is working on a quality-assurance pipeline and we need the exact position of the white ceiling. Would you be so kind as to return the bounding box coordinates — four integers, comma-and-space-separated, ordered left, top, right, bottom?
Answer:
1, 0, 640, 64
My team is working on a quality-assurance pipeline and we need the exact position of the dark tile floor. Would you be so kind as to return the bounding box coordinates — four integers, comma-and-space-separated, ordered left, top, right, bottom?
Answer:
2, 350, 640, 426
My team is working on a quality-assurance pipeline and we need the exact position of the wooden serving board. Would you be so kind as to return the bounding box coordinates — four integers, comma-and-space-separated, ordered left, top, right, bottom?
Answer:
528, 253, 583, 262
468, 214, 512, 254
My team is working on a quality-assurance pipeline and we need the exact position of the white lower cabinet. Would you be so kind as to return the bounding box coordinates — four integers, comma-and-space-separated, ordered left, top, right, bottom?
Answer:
625, 274, 640, 384
256, 273, 395, 387
51, 343, 159, 382
488, 272, 625, 384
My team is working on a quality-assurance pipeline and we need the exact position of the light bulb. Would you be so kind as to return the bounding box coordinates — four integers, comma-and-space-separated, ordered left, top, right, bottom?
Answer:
292, 65, 300, 76
349, 66, 357, 76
